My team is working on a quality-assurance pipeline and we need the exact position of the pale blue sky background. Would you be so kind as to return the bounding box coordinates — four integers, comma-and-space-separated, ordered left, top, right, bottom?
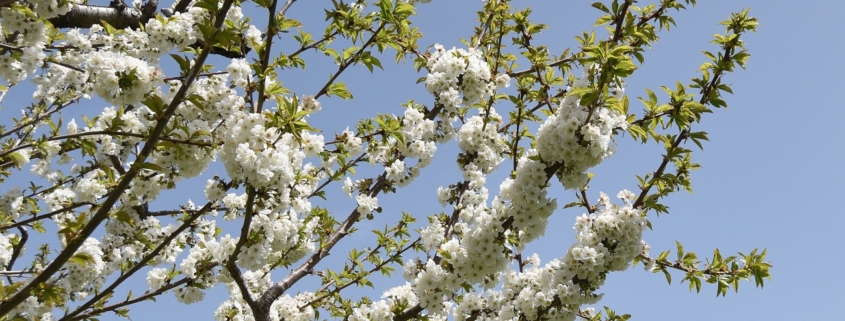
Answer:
3, 0, 844, 320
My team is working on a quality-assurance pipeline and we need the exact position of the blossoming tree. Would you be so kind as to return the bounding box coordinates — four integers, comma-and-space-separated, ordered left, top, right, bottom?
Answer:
0, 0, 770, 320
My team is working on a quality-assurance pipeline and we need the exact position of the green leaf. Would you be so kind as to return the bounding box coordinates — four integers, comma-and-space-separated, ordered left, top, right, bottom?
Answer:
676, 241, 684, 262
613, 59, 637, 76
142, 95, 166, 115
662, 267, 672, 284
8, 151, 28, 169
395, 3, 415, 15
594, 14, 613, 27
100, 20, 117, 35
328, 82, 353, 100
69, 252, 95, 267
592, 2, 610, 13
360, 51, 383, 73
140, 162, 164, 172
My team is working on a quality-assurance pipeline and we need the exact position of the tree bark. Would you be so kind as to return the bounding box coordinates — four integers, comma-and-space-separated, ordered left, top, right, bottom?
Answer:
48, 0, 158, 30
42, 0, 248, 58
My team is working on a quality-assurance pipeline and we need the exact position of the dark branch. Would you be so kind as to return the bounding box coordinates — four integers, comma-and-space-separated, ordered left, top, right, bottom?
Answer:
49, 0, 158, 30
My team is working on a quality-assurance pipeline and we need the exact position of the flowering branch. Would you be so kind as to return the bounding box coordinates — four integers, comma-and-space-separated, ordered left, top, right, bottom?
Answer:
62, 199, 227, 320
0, 0, 237, 314
0, 95, 80, 141
0, 202, 94, 231
254, 0, 282, 113
4, 227, 26, 283
64, 277, 192, 321
226, 188, 261, 317
304, 235, 420, 311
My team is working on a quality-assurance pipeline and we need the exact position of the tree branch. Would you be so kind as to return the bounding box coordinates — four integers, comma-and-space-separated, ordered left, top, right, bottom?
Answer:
48, 0, 158, 30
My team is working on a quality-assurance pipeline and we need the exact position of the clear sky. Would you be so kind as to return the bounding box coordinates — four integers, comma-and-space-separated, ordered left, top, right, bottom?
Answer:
5, 0, 845, 320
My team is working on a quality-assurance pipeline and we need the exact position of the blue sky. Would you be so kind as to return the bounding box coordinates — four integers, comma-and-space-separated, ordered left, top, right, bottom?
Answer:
4, 0, 844, 320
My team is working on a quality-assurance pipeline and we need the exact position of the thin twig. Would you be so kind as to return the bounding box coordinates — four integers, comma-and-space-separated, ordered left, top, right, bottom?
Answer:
314, 22, 386, 99
0, 203, 93, 231
226, 188, 260, 315
0, 43, 85, 73
163, 71, 228, 82
0, 96, 81, 141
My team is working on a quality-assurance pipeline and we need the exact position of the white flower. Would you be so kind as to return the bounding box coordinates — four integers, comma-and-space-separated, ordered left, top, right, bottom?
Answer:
300, 132, 324, 157
355, 194, 378, 216
341, 128, 363, 154
226, 58, 252, 88
342, 177, 355, 198
204, 179, 226, 202
67, 119, 78, 134
244, 25, 263, 49
420, 220, 445, 252
385, 160, 405, 183
300, 95, 321, 113
617, 189, 635, 203
146, 268, 169, 290
175, 286, 205, 304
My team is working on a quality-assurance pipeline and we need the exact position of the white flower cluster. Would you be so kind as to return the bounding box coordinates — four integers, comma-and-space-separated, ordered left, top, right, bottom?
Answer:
0, 3, 49, 47
347, 282, 429, 321
52, 238, 106, 302
339, 128, 363, 155
350, 300, 392, 321
450, 191, 647, 321
177, 219, 235, 280
244, 25, 264, 50
73, 169, 108, 203
215, 289, 317, 321
0, 46, 46, 86
11, 2, 250, 105
348, 105, 441, 205
219, 111, 318, 190
146, 11, 201, 54
424, 44, 509, 114
457, 113, 508, 173
382, 107, 440, 186
25, 0, 76, 19
227, 58, 252, 88
355, 194, 379, 216
407, 108, 536, 314
6, 297, 53, 321
536, 72, 627, 189
85, 51, 164, 105
103, 207, 189, 281
237, 208, 319, 270
0, 233, 13, 270
214, 269, 272, 318
0, 0, 75, 83
415, 148, 646, 320
497, 151, 558, 245
268, 293, 316, 321
31, 53, 88, 105
71, 89, 227, 207
0, 187, 25, 220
